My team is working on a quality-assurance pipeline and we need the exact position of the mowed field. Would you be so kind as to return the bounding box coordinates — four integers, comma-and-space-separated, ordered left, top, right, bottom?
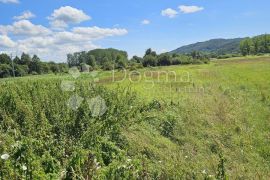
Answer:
0, 56, 270, 179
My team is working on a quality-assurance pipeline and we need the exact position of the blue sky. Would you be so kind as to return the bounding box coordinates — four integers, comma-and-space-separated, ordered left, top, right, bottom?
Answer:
0, 0, 269, 61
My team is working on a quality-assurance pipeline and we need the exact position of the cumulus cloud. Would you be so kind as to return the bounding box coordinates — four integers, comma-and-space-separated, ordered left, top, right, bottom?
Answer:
0, 20, 51, 36
0, 22, 128, 61
0, 6, 128, 61
48, 6, 91, 29
72, 26, 128, 39
0, 0, 19, 4
161, 8, 178, 18
15, 37, 99, 61
179, 5, 204, 14
13, 11, 36, 20
0, 35, 16, 48
141, 19, 150, 25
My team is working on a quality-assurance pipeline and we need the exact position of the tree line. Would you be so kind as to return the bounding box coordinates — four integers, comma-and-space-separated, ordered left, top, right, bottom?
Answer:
136, 48, 210, 67
240, 34, 270, 56
67, 48, 210, 71
0, 53, 68, 78
0, 48, 211, 78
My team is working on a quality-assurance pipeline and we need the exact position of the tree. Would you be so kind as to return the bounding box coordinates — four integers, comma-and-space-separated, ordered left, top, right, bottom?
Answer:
49, 62, 59, 74
240, 38, 253, 56
40, 63, 50, 74
67, 53, 80, 67
115, 57, 126, 69
171, 57, 182, 65
78, 51, 88, 64
58, 63, 68, 73
102, 61, 114, 70
157, 53, 171, 66
14, 64, 29, 77
0, 54, 11, 64
0, 64, 12, 78
143, 55, 157, 67
13, 56, 20, 64
131, 56, 143, 63
86, 54, 96, 68
240, 34, 270, 55
29, 55, 41, 74
144, 48, 157, 57
145, 48, 152, 57
20, 52, 32, 65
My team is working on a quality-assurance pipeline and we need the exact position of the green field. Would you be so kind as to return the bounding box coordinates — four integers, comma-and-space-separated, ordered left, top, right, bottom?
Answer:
0, 56, 270, 179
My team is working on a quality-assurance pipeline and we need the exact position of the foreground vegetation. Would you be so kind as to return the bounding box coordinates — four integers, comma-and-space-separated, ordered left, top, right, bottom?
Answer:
0, 56, 270, 179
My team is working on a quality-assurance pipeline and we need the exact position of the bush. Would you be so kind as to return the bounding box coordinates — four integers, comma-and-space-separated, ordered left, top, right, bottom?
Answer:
0, 64, 12, 78
0, 81, 144, 179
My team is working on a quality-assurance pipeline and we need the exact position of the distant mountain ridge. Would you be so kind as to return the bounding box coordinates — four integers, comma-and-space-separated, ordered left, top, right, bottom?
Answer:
171, 38, 244, 54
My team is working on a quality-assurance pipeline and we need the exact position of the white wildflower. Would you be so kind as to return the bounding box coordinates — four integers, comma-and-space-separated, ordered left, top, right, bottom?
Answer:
1, 153, 10, 160
202, 169, 207, 174
22, 165, 27, 171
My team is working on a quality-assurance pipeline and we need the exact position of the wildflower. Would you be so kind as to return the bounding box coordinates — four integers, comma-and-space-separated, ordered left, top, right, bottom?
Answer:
185, 155, 188, 158
61, 170, 67, 178
1, 153, 10, 160
22, 165, 27, 171
202, 169, 207, 174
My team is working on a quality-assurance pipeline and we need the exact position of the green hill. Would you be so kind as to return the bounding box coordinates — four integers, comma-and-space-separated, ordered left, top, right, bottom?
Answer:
171, 38, 244, 54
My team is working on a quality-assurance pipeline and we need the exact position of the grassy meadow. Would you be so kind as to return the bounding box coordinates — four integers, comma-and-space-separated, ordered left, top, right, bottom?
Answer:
0, 56, 270, 179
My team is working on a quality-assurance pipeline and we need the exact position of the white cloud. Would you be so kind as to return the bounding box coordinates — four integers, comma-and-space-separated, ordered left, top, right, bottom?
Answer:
48, 6, 91, 29
13, 11, 36, 20
0, 20, 50, 37
141, 19, 150, 25
72, 26, 128, 39
0, 6, 127, 61
0, 0, 19, 4
15, 38, 99, 61
179, 5, 204, 14
161, 8, 178, 18
1, 23, 128, 61
0, 20, 51, 36
0, 35, 16, 48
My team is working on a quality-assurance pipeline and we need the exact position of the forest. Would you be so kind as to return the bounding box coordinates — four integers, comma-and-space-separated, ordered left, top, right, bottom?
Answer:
67, 48, 210, 71
240, 34, 270, 56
